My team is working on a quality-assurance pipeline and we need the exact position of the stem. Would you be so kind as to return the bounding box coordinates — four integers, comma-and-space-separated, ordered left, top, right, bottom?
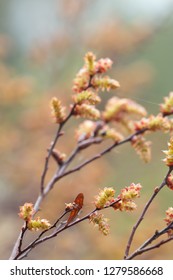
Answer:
14, 210, 69, 260
138, 221, 173, 251
9, 126, 147, 260
40, 124, 62, 194
14, 199, 121, 260
124, 166, 173, 259
127, 221, 173, 260
127, 237, 173, 260
59, 128, 147, 178
40, 104, 76, 194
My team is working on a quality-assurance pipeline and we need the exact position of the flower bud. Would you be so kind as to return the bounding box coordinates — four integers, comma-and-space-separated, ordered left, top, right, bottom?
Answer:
72, 90, 101, 105
99, 126, 124, 143
50, 97, 66, 123
164, 207, 173, 236
49, 148, 66, 165
96, 58, 113, 73
84, 52, 97, 75
160, 92, 173, 116
28, 217, 51, 231
74, 104, 100, 120
134, 114, 170, 132
120, 183, 142, 200
112, 183, 142, 212
89, 212, 110, 236
73, 68, 90, 93
94, 187, 115, 209
18, 203, 34, 221
131, 135, 151, 163
166, 174, 173, 190
163, 138, 173, 167
103, 97, 146, 123
92, 76, 120, 91
75, 120, 96, 141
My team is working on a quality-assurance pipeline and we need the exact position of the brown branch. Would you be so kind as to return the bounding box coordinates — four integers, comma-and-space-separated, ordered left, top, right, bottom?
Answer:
10, 102, 170, 260
17, 221, 28, 253
126, 221, 173, 259
138, 221, 173, 251
127, 237, 173, 260
124, 166, 173, 259
57, 128, 147, 179
8, 120, 150, 260
14, 199, 121, 260
40, 104, 76, 194
13, 210, 70, 260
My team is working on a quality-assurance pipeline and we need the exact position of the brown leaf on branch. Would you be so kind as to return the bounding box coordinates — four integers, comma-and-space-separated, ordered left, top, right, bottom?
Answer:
66, 193, 84, 226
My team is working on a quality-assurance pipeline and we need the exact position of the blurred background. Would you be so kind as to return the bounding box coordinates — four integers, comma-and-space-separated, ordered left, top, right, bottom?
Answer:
1, 0, 173, 260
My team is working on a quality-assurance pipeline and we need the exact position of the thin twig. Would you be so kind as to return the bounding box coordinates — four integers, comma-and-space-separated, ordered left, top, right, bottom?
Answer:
127, 236, 173, 260
9, 126, 147, 260
15, 199, 121, 260
40, 124, 62, 194
9, 109, 170, 260
124, 166, 173, 259
138, 221, 173, 251
17, 221, 28, 253
58, 128, 147, 179
40, 104, 76, 194
14, 210, 69, 260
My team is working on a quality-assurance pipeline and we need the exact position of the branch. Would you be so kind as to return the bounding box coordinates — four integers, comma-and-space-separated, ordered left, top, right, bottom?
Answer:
13, 210, 70, 260
138, 221, 173, 251
127, 236, 173, 260
14, 199, 121, 260
9, 127, 147, 260
57, 128, 148, 179
40, 104, 76, 194
126, 221, 173, 260
124, 166, 173, 259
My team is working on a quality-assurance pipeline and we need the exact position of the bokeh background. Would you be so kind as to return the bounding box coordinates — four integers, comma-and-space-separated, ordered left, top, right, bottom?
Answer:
1, 0, 173, 260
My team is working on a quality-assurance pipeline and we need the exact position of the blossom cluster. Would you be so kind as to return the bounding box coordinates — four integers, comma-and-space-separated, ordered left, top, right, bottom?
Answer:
131, 135, 151, 163
90, 184, 142, 235
103, 97, 147, 123
72, 52, 120, 120
73, 52, 117, 93
98, 125, 124, 143
164, 207, 173, 236
75, 120, 124, 143
94, 184, 142, 212
18, 203, 51, 231
27, 218, 51, 231
94, 187, 115, 209
113, 183, 142, 212
134, 114, 170, 133
89, 212, 110, 236
163, 138, 173, 167
160, 92, 173, 116
50, 97, 66, 124
18, 203, 34, 221
74, 104, 100, 120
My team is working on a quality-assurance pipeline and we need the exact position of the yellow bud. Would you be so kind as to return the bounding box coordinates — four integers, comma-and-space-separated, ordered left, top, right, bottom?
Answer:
89, 212, 110, 236
131, 136, 151, 163
28, 218, 51, 231
72, 90, 101, 105
74, 104, 100, 120
18, 203, 34, 221
160, 92, 173, 116
94, 187, 115, 209
163, 138, 173, 166
50, 97, 66, 124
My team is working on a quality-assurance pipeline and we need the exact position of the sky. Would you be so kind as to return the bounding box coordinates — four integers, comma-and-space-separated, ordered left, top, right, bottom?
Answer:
5, 0, 173, 49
